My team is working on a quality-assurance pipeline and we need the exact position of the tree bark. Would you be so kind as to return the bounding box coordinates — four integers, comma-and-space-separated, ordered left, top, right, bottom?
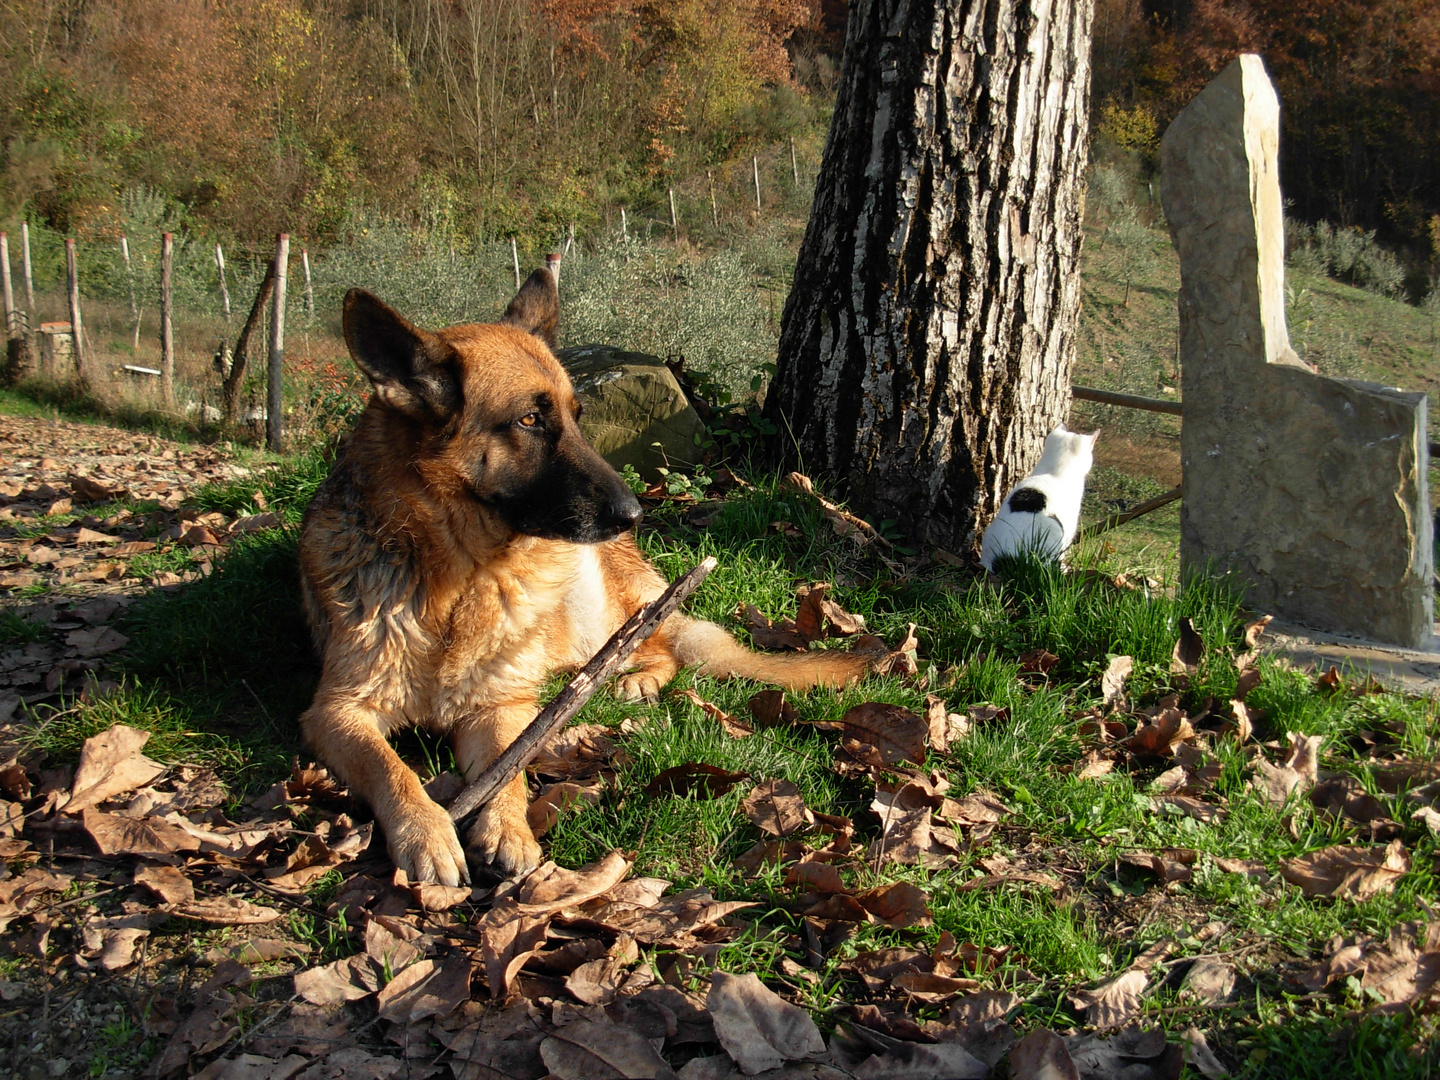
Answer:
765, 0, 1094, 554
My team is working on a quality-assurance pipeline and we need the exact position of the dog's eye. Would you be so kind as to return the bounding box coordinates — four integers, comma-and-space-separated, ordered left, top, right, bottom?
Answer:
518, 413, 541, 428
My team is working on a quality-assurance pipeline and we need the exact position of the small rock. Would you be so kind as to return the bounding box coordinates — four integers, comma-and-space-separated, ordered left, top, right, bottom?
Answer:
46, 1058, 69, 1078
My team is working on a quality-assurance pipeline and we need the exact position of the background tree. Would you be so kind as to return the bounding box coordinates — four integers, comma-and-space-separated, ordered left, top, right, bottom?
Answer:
764, 0, 1095, 553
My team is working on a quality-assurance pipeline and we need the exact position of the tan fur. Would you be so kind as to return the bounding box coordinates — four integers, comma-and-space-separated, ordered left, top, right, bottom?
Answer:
299, 283, 868, 886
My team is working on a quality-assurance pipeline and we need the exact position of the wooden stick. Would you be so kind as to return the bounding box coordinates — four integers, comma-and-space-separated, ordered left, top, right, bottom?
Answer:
448, 556, 718, 825
620, 207, 628, 241
1078, 486, 1182, 541
511, 237, 521, 290
789, 136, 799, 185
160, 232, 175, 407
752, 156, 762, 212
669, 188, 679, 241
267, 233, 289, 452
1072, 384, 1183, 416
708, 172, 718, 228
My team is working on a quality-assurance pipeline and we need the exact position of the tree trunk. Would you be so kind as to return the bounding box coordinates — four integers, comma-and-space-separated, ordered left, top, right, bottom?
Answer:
764, 0, 1094, 554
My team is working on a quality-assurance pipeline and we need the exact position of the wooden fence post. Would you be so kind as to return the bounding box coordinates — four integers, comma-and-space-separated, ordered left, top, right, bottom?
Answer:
564, 222, 575, 258
301, 247, 315, 323
1, 233, 14, 340
267, 233, 289, 452
709, 172, 719, 228
546, 251, 562, 289
215, 243, 231, 323
20, 222, 35, 316
789, 136, 799, 185
511, 237, 521, 290
620, 207, 628, 241
65, 238, 89, 393
752, 156, 762, 212
120, 236, 140, 348
160, 232, 175, 407
668, 188, 679, 241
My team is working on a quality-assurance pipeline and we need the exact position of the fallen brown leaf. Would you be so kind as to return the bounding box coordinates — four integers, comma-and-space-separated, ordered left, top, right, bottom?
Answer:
708, 971, 826, 1074
1183, 1028, 1229, 1079
375, 951, 473, 1023
794, 583, 867, 641
1126, 708, 1195, 757
1181, 958, 1236, 1005
1101, 655, 1133, 712
645, 763, 749, 799
1068, 969, 1148, 1030
82, 808, 201, 857
528, 780, 604, 838
1249, 731, 1322, 807
820, 702, 927, 770
1235, 615, 1273, 671
924, 694, 969, 753
173, 897, 284, 925
678, 689, 754, 738
63, 724, 166, 812
748, 689, 799, 728
1005, 1028, 1078, 1080
540, 1015, 677, 1080
1017, 649, 1060, 677
478, 901, 551, 999
833, 1024, 988, 1079
1279, 840, 1409, 901
135, 863, 195, 904
742, 779, 814, 836
1171, 617, 1205, 676
739, 604, 808, 652
1213, 857, 1272, 884
518, 850, 633, 912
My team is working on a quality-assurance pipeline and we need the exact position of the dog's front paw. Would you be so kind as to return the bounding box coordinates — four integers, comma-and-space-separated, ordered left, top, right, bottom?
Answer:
466, 803, 543, 878
387, 797, 470, 887
616, 671, 662, 702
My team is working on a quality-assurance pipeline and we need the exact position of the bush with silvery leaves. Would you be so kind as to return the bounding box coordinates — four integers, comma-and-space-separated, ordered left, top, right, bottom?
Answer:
1285, 218, 1407, 298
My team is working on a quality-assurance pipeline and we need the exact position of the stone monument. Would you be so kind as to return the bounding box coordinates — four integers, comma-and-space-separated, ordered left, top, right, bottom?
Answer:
1161, 55, 1432, 648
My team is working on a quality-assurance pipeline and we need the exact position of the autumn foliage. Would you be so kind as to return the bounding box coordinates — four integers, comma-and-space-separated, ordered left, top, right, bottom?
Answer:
0, 0, 823, 241
1093, 0, 1440, 260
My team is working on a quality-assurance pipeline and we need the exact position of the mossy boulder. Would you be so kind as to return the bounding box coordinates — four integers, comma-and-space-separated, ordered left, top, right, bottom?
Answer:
558, 344, 706, 482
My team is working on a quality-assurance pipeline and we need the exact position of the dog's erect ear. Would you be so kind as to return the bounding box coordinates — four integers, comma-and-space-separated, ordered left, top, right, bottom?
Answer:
501, 267, 559, 349
343, 289, 460, 421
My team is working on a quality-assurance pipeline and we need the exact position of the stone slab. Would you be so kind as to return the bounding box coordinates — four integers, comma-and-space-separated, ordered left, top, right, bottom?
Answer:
1161, 55, 1432, 648
1263, 619, 1440, 697
557, 344, 706, 482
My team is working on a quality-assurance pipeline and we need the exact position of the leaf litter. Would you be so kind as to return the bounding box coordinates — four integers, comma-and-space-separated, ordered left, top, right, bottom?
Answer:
12, 417, 1440, 1077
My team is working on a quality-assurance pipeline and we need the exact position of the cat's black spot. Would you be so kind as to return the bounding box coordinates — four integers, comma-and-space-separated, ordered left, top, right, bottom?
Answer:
1008, 488, 1047, 514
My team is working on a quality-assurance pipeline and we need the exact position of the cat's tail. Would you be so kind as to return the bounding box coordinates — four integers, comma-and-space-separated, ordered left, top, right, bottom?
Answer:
668, 616, 871, 690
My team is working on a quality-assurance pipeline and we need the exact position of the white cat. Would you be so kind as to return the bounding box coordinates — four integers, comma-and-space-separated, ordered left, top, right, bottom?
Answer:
980, 425, 1099, 571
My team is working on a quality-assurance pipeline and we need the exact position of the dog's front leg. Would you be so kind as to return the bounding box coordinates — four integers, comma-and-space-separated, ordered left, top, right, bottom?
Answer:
451, 704, 544, 877
615, 633, 681, 702
301, 691, 469, 887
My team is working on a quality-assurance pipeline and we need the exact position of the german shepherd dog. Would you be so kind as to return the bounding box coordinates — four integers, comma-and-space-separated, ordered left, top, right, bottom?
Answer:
299, 269, 870, 886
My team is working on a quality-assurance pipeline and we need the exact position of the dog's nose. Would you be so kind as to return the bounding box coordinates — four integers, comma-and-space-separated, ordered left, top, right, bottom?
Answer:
602, 492, 643, 532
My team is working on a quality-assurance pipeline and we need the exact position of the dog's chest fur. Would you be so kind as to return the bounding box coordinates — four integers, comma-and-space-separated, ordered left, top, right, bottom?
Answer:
301, 470, 621, 734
